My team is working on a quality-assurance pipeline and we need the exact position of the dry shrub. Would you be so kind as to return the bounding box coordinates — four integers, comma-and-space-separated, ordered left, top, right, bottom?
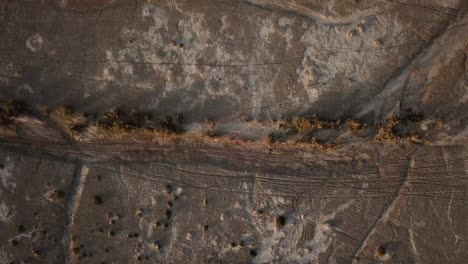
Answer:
202, 118, 216, 137
94, 109, 184, 139
154, 115, 184, 134
264, 133, 278, 145
53, 105, 89, 135
0, 100, 29, 124
293, 115, 325, 131
309, 137, 325, 150
346, 119, 364, 132
424, 118, 444, 130
56, 105, 74, 118
374, 116, 400, 143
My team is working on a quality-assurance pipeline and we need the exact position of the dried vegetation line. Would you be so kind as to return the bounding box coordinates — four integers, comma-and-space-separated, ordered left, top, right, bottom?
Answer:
23, 103, 448, 147
0, 100, 465, 202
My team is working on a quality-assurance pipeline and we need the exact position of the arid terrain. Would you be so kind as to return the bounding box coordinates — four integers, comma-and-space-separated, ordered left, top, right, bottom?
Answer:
0, 0, 467, 263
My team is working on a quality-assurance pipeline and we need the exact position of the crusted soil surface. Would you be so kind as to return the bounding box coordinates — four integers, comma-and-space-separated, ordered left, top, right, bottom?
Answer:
0, 0, 467, 263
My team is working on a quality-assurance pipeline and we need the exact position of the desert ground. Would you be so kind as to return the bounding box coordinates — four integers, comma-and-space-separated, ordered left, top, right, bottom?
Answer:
0, 0, 467, 263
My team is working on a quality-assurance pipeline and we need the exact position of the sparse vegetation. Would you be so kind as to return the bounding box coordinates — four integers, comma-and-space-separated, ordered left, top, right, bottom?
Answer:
136, 209, 143, 218
155, 114, 184, 134
422, 117, 444, 130
374, 116, 400, 143
202, 118, 217, 137
93, 195, 103, 205
0, 99, 29, 125
165, 209, 172, 219
56, 105, 74, 117
70, 123, 87, 133
165, 184, 172, 194
375, 244, 393, 260
95, 108, 184, 135
278, 115, 329, 134
3, 99, 29, 117
346, 119, 366, 133
375, 245, 387, 257
54, 105, 89, 135
50, 105, 186, 138
374, 112, 429, 144
152, 241, 161, 250
17, 224, 25, 233
275, 215, 286, 228
265, 133, 281, 145
294, 116, 319, 131
0, 102, 452, 149
47, 189, 65, 203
